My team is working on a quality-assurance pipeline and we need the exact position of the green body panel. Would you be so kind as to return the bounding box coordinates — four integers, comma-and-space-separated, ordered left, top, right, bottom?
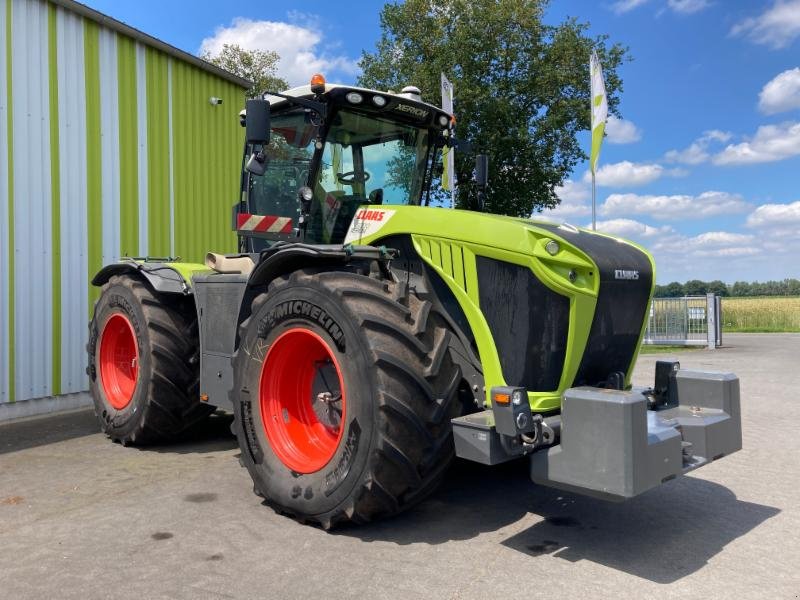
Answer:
347, 205, 655, 412
164, 262, 212, 285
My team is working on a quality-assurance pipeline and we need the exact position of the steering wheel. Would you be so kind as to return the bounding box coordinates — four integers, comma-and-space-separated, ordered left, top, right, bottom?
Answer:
337, 170, 371, 185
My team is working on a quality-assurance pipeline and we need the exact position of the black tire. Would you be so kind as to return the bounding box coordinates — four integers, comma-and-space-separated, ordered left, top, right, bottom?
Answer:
231, 269, 463, 528
87, 274, 213, 445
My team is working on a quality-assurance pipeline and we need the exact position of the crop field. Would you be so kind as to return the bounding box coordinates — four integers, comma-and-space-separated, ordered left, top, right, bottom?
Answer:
721, 296, 800, 332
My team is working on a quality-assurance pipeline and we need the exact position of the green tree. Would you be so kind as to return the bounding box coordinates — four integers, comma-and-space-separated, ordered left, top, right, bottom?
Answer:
663, 281, 685, 297
684, 280, 708, 296
359, 0, 628, 215
706, 280, 729, 297
202, 44, 289, 98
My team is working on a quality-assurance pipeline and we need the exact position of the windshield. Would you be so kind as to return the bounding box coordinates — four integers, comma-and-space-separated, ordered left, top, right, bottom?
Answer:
306, 110, 431, 243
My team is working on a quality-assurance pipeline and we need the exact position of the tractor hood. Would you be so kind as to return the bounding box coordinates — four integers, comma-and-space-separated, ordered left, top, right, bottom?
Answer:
345, 205, 656, 412
344, 205, 654, 301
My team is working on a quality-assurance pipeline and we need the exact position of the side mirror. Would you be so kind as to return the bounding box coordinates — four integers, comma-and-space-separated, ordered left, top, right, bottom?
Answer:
368, 188, 384, 205
245, 99, 271, 145
474, 154, 489, 188
246, 151, 268, 176
231, 202, 241, 231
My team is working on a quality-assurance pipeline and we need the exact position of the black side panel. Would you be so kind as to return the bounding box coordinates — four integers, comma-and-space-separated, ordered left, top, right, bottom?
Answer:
378, 234, 476, 350
193, 273, 249, 409
536, 224, 653, 387
476, 257, 569, 391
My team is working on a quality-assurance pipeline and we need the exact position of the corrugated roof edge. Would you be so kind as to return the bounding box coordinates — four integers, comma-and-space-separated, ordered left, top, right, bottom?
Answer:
51, 0, 253, 90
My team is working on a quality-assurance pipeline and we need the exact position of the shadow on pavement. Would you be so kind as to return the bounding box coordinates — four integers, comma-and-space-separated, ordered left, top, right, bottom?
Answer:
143, 413, 238, 455
502, 476, 779, 584
335, 458, 533, 544
0, 409, 100, 455
0, 409, 238, 456
341, 459, 779, 584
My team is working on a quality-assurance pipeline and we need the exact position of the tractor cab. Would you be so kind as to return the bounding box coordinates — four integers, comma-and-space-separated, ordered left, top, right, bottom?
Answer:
236, 76, 454, 252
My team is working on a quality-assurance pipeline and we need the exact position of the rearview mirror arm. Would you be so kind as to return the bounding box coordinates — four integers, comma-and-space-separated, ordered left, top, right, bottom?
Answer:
262, 91, 327, 122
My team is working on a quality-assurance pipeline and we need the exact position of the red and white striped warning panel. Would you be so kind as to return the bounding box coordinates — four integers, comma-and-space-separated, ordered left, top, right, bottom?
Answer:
236, 213, 294, 234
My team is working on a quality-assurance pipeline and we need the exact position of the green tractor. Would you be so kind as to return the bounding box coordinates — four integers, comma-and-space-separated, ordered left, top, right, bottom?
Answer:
88, 76, 742, 528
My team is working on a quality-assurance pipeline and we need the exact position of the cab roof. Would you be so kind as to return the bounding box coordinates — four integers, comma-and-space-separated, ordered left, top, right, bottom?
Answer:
264, 84, 452, 118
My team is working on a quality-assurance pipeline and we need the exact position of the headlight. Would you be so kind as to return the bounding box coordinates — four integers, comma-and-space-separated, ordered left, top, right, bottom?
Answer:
298, 186, 313, 202
346, 92, 363, 104
511, 389, 525, 406
372, 95, 387, 107
545, 240, 560, 256
438, 114, 450, 127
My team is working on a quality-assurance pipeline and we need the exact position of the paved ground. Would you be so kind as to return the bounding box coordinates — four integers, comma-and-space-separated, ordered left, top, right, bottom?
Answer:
1, 333, 798, 599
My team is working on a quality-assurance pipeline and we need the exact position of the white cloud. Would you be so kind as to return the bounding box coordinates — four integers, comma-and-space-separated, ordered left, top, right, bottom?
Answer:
555, 179, 590, 203
595, 218, 675, 238
611, 0, 650, 14
199, 17, 358, 87
605, 116, 642, 144
730, 0, 800, 50
759, 68, 800, 114
537, 179, 592, 220
585, 161, 684, 188
651, 230, 759, 258
746, 200, 800, 228
601, 190, 749, 219
664, 129, 732, 164
667, 0, 711, 14
713, 121, 800, 165
587, 219, 768, 281
607, 217, 793, 282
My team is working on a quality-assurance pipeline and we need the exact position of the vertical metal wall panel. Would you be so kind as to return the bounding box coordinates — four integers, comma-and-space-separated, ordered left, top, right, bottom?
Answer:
84, 19, 102, 312
172, 62, 241, 263
145, 47, 170, 257
135, 41, 148, 256
12, 0, 53, 401
167, 58, 175, 257
47, 2, 61, 396
98, 27, 120, 266
56, 5, 88, 394
0, 0, 247, 406
116, 35, 138, 257
0, 0, 10, 402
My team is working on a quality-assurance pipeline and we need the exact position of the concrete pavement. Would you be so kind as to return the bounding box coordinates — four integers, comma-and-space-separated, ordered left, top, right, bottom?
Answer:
1, 334, 798, 599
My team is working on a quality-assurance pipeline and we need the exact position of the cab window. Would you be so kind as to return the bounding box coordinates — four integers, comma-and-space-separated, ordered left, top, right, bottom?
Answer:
248, 111, 317, 221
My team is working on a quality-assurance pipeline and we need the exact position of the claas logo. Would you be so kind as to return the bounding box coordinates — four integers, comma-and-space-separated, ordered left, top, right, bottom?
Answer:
355, 209, 385, 222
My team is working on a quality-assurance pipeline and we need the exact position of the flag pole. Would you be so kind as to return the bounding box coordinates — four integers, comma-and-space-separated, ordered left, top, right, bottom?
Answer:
592, 171, 596, 231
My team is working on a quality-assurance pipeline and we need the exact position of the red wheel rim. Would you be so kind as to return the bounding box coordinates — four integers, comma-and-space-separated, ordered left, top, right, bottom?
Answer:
260, 328, 347, 473
99, 313, 139, 410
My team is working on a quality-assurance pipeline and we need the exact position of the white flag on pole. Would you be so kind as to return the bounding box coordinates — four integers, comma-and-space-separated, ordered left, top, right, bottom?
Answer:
440, 73, 455, 205
589, 51, 608, 174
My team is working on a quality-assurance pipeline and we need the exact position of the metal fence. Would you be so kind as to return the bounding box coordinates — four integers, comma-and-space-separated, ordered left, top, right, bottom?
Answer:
643, 294, 722, 348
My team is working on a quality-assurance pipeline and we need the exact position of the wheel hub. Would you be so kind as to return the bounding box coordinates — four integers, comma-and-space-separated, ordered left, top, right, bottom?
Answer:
98, 313, 139, 410
259, 329, 347, 473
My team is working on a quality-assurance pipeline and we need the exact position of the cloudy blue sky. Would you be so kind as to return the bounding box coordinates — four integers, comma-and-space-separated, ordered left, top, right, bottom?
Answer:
85, 0, 800, 283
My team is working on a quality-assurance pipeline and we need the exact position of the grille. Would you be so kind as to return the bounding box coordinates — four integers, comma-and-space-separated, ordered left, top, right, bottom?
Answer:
476, 257, 569, 391
535, 224, 653, 387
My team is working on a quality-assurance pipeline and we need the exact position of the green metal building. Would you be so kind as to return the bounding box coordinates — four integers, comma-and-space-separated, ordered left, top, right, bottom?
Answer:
0, 0, 249, 417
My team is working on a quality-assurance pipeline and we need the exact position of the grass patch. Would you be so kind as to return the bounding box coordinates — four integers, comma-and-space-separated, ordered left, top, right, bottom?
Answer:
722, 297, 800, 333
639, 344, 705, 354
